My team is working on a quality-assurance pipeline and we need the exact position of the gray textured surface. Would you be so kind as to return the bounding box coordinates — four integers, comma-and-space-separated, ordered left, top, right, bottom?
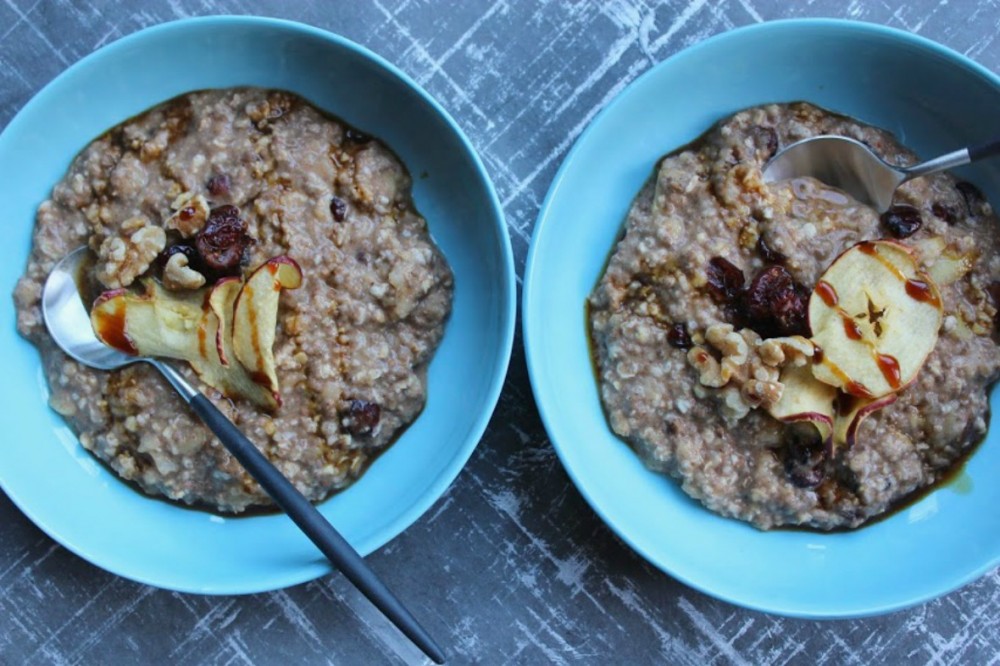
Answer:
2, 1, 999, 664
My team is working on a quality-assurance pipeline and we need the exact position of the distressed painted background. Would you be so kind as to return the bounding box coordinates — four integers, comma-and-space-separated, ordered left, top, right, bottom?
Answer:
2, 1, 999, 664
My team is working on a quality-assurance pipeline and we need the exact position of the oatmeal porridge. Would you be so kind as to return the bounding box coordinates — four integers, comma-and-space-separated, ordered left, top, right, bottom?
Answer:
588, 102, 1000, 530
14, 88, 454, 513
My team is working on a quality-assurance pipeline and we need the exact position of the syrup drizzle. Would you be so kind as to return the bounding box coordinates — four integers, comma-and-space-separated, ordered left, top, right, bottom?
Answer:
876, 353, 902, 389
93, 298, 138, 355
819, 356, 873, 398
842, 314, 863, 340
813, 241, 940, 393
905, 277, 941, 307
815, 280, 838, 307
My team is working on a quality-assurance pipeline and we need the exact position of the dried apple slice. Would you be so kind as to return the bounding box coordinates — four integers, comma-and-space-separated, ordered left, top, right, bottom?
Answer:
910, 236, 975, 287
92, 277, 280, 410
191, 278, 277, 409
768, 364, 836, 448
832, 392, 897, 451
92, 280, 206, 359
208, 277, 241, 366
232, 256, 303, 399
809, 241, 943, 399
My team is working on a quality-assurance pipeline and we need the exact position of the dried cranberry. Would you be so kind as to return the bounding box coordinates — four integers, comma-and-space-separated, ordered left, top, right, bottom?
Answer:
706, 257, 745, 303
756, 234, 786, 264
342, 399, 380, 436
956, 181, 986, 215
667, 323, 693, 349
344, 127, 372, 145
741, 265, 809, 337
195, 205, 254, 275
330, 196, 348, 222
880, 204, 922, 238
156, 242, 198, 269
931, 201, 960, 225
782, 427, 827, 489
206, 173, 231, 198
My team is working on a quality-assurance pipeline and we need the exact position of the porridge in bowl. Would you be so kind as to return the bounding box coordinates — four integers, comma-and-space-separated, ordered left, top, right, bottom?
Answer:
588, 102, 1000, 530
14, 88, 453, 513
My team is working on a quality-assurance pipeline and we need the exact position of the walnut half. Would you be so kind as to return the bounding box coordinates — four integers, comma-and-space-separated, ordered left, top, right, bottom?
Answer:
162, 252, 206, 291
95, 222, 166, 289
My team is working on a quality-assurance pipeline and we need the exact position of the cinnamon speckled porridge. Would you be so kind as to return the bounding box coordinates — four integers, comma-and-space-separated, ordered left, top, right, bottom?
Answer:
588, 102, 1000, 530
15, 88, 453, 512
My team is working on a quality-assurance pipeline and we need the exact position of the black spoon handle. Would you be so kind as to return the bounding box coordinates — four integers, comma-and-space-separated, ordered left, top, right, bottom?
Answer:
150, 357, 445, 664
188, 394, 446, 664
968, 136, 1000, 162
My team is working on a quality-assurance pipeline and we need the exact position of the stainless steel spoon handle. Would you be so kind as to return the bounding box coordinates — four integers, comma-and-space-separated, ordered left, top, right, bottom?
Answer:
147, 359, 446, 665
902, 137, 1000, 182
901, 147, 970, 181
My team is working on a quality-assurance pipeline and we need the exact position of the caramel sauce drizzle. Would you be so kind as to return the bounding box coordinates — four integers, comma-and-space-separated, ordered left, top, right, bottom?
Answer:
816, 280, 838, 307
819, 356, 873, 398
845, 379, 873, 399
245, 283, 262, 374
857, 241, 906, 281
876, 353, 902, 389
268, 262, 281, 290
905, 277, 941, 308
811, 241, 935, 393
811, 342, 824, 364
94, 299, 137, 355
859, 241, 940, 309
842, 315, 863, 340
197, 321, 208, 360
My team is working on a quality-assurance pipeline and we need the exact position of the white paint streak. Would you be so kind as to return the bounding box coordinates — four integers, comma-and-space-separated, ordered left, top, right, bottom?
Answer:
648, 0, 709, 54
2, 0, 70, 64
500, 56, 648, 208
678, 596, 750, 666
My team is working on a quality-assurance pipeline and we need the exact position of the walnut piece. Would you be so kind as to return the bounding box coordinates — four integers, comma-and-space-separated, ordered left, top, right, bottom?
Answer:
720, 385, 751, 420
705, 323, 749, 364
686, 324, 800, 421
162, 252, 206, 291
758, 335, 815, 368
165, 192, 210, 238
95, 222, 166, 288
687, 346, 728, 388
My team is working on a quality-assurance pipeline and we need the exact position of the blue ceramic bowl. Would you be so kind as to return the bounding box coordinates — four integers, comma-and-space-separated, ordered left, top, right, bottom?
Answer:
524, 19, 1000, 618
0, 17, 515, 593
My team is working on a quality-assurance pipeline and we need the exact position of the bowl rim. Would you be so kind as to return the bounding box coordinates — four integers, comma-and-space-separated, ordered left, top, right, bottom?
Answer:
523, 16, 1000, 618
0, 15, 516, 593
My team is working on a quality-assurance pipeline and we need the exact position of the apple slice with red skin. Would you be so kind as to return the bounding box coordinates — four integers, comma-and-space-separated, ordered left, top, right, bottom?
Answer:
832, 392, 897, 452
768, 364, 836, 449
767, 361, 896, 458
192, 277, 278, 409
208, 277, 241, 366
91, 266, 293, 410
809, 240, 943, 399
232, 256, 303, 400
92, 280, 207, 360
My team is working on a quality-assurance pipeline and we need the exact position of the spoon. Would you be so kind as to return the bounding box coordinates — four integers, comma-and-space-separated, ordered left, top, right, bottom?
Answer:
762, 134, 1000, 212
42, 247, 445, 665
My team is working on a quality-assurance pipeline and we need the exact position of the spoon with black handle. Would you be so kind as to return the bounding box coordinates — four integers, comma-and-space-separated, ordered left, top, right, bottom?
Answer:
42, 247, 445, 665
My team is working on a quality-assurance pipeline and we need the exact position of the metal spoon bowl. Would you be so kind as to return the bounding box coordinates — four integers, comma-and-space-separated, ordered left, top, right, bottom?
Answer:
42, 247, 445, 664
762, 134, 1000, 212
